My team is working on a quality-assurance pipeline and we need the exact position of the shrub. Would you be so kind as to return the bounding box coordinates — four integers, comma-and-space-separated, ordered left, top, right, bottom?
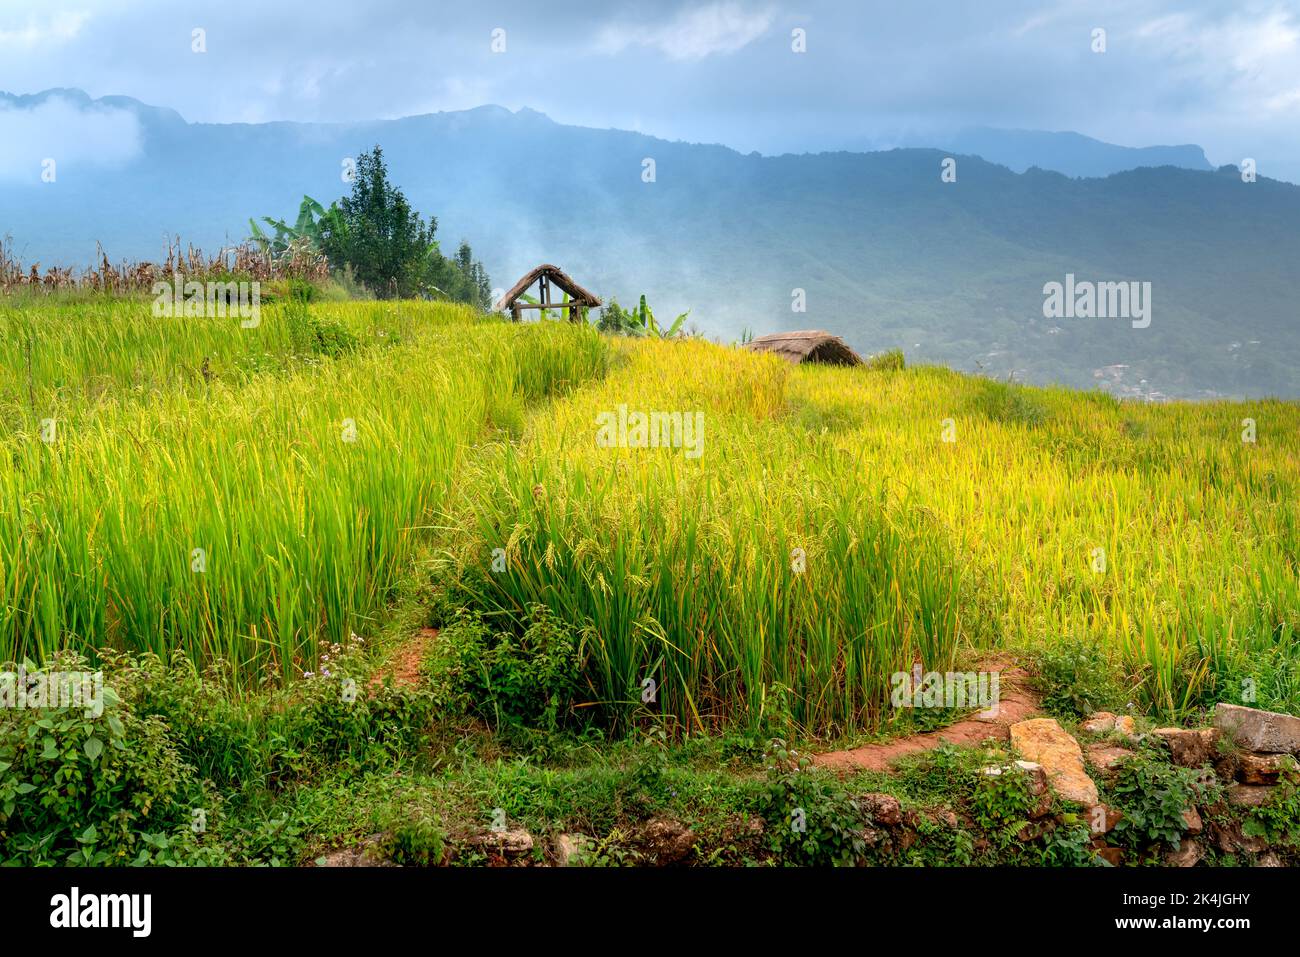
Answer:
114, 651, 266, 789
596, 298, 642, 336
425, 605, 588, 733
1032, 637, 1126, 719
971, 762, 1038, 835
382, 810, 446, 866
1106, 747, 1221, 855
758, 738, 866, 866
117, 642, 435, 787
969, 379, 1049, 427
284, 299, 359, 358
0, 645, 439, 865
0, 654, 212, 865
1243, 759, 1300, 848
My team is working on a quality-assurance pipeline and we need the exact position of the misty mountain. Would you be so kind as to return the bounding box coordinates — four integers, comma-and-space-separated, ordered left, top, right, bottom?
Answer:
3, 89, 1298, 399
938, 127, 1213, 178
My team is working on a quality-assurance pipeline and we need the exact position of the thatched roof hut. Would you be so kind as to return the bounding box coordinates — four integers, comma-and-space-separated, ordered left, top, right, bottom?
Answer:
495, 264, 601, 322
744, 330, 863, 366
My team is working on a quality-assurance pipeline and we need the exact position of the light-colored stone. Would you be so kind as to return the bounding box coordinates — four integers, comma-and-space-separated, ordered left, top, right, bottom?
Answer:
1010, 718, 1099, 805
1181, 806, 1203, 836
1082, 712, 1137, 738
1152, 727, 1219, 767
1082, 712, 1119, 734
466, 828, 534, 856
1255, 852, 1284, 867
553, 833, 591, 866
315, 834, 395, 867
1086, 744, 1135, 776
1215, 703, 1300, 754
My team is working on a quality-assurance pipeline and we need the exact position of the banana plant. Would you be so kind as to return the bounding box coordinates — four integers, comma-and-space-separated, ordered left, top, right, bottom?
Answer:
249, 195, 342, 258
637, 294, 689, 339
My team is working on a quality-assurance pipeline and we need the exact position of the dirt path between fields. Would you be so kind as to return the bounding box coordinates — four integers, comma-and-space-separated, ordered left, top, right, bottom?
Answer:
370, 627, 438, 689
812, 661, 1041, 772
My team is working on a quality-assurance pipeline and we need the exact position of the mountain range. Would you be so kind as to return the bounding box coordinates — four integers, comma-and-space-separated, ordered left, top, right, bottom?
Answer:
2, 88, 1298, 399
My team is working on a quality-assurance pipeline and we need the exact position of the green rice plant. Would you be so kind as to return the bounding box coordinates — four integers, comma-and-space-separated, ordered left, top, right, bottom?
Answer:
0, 298, 609, 685
5, 289, 1298, 738
452, 340, 965, 735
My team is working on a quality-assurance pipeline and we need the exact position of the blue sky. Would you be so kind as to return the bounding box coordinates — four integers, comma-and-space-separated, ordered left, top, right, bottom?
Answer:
2, 0, 1298, 180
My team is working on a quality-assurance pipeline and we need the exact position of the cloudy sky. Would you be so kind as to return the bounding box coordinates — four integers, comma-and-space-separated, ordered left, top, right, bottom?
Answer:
2, 0, 1299, 180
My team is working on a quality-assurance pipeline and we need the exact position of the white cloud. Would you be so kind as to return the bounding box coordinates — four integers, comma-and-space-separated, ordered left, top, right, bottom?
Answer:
0, 96, 142, 182
595, 2, 774, 61
1136, 6, 1300, 116
0, 11, 90, 49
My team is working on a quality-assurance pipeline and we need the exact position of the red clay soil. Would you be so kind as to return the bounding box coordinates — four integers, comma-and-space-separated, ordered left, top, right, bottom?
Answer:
812, 663, 1041, 773
369, 627, 438, 689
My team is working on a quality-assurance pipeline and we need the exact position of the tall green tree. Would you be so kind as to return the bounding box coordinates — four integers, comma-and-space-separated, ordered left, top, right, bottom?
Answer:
311, 146, 492, 306
319, 146, 434, 298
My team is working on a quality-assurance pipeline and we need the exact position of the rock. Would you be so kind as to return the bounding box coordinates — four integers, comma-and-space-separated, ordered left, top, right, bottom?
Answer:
1238, 752, 1295, 785
1181, 806, 1203, 836
1255, 852, 1284, 867
1086, 744, 1135, 776
860, 826, 888, 848
553, 833, 591, 867
1215, 703, 1300, 754
1018, 759, 1050, 794
1082, 712, 1137, 737
1086, 803, 1123, 836
466, 828, 534, 857
1208, 819, 1269, 856
637, 817, 696, 865
1010, 718, 1099, 805
315, 833, 394, 867
1152, 727, 1219, 767
1082, 712, 1119, 734
1164, 839, 1204, 867
980, 759, 1048, 790
1227, 784, 1276, 809
1212, 752, 1241, 782
857, 792, 904, 826
1092, 843, 1124, 866
925, 808, 960, 829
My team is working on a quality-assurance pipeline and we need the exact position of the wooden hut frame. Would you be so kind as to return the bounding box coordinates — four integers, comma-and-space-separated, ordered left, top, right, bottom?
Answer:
743, 330, 863, 366
495, 264, 602, 323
